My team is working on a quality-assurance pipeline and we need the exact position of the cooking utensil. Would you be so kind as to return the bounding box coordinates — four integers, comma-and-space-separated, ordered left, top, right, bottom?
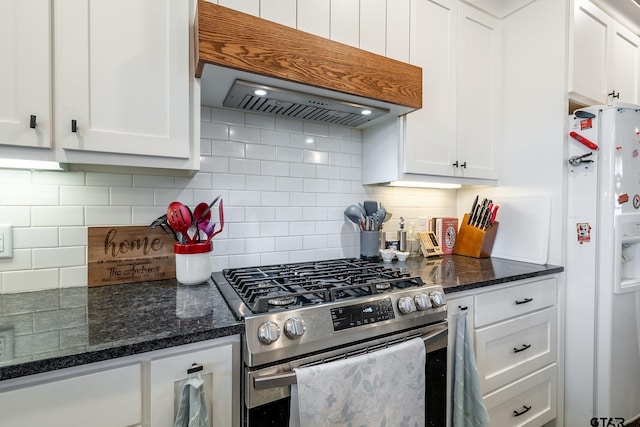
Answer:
149, 213, 179, 241
194, 195, 221, 225
193, 202, 212, 223
204, 199, 224, 244
363, 200, 378, 216
167, 201, 193, 243
344, 205, 365, 226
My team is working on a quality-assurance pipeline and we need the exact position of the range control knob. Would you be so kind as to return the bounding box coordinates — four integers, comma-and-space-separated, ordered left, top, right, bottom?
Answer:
398, 297, 417, 314
284, 317, 306, 339
429, 291, 446, 308
257, 321, 280, 345
414, 294, 432, 311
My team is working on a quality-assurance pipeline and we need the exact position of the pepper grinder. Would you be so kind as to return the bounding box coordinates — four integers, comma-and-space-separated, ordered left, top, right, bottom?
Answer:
398, 217, 407, 252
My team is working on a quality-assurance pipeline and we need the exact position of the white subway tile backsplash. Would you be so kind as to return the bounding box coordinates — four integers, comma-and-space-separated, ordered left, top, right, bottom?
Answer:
212, 174, 246, 190
110, 187, 155, 206
246, 113, 276, 129
59, 266, 87, 288
261, 129, 290, 147
260, 161, 290, 177
261, 192, 290, 207
275, 207, 303, 222
0, 207, 31, 226
33, 247, 85, 269
275, 177, 303, 192
245, 207, 275, 222
0, 249, 32, 271
59, 227, 87, 247
201, 121, 229, 140
260, 222, 289, 237
245, 237, 275, 253
275, 236, 303, 251
275, 147, 303, 163
61, 186, 109, 206
289, 222, 316, 236
0, 105, 457, 292
228, 222, 261, 238
4, 185, 58, 205
289, 163, 316, 178
14, 227, 58, 248
228, 158, 261, 175
303, 150, 329, 165
246, 175, 275, 191
85, 207, 131, 226
229, 125, 261, 144
33, 171, 85, 186
85, 172, 131, 187
32, 207, 84, 226
246, 144, 276, 160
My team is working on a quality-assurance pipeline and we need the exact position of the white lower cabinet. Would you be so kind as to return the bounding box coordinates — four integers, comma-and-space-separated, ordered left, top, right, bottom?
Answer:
447, 276, 560, 427
0, 363, 143, 427
0, 335, 240, 427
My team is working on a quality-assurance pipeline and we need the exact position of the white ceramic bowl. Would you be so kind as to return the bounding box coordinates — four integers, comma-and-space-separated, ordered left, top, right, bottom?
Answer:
396, 251, 410, 262
380, 249, 396, 262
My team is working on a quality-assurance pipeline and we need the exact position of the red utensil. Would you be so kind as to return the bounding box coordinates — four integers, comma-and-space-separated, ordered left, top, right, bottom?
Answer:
205, 199, 224, 244
167, 201, 193, 243
193, 202, 211, 224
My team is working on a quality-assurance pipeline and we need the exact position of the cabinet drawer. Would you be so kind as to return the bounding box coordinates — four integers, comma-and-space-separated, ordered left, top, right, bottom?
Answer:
475, 307, 556, 393
484, 364, 557, 427
475, 278, 556, 327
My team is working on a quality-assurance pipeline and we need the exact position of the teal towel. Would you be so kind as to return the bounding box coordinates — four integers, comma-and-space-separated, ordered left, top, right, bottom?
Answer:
453, 311, 490, 427
174, 378, 211, 427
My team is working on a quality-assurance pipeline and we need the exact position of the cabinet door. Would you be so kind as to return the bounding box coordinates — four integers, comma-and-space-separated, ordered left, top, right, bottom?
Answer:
611, 21, 640, 105
446, 297, 474, 427
0, 364, 142, 427
54, 0, 191, 159
149, 339, 239, 427
404, 0, 458, 177
0, 0, 51, 149
456, 3, 501, 180
569, 0, 610, 104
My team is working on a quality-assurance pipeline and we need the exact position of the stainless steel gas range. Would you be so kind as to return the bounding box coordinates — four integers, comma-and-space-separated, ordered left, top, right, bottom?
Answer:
211, 258, 448, 427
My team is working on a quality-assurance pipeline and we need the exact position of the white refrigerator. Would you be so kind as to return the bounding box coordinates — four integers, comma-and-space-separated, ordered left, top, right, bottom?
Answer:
566, 102, 640, 425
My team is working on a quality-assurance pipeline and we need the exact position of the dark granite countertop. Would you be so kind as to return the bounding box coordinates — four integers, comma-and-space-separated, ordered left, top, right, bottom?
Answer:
0, 255, 562, 382
0, 279, 242, 382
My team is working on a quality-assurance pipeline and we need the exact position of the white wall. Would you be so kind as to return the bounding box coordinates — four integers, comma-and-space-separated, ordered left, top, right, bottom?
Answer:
0, 107, 456, 293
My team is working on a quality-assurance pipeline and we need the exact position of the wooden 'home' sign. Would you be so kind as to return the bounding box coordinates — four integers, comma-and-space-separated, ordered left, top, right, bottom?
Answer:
88, 226, 176, 286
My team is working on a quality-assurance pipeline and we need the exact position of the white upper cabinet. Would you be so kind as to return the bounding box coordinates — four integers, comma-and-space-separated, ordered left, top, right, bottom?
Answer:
54, 0, 192, 162
0, 0, 52, 151
365, 0, 501, 185
455, 3, 501, 179
569, 0, 640, 105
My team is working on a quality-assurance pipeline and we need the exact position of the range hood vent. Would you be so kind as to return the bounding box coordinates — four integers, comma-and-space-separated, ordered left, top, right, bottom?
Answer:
224, 80, 389, 127
196, 1, 422, 128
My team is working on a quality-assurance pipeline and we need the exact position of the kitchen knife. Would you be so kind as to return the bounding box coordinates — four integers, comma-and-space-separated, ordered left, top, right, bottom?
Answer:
474, 198, 488, 227
469, 195, 479, 224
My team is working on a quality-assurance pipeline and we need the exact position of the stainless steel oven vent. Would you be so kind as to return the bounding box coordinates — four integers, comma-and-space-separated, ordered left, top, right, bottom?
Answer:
223, 80, 390, 127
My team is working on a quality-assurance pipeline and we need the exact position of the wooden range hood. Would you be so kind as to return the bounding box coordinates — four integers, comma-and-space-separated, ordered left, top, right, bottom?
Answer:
195, 1, 422, 128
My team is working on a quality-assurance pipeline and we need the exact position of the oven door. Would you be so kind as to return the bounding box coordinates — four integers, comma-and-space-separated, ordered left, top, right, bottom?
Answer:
244, 321, 448, 427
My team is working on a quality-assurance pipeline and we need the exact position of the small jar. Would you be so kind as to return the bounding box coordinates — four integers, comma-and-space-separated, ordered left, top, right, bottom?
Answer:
174, 242, 212, 286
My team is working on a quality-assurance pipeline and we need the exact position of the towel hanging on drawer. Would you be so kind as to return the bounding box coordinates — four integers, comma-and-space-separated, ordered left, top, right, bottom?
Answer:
453, 310, 490, 427
174, 365, 211, 427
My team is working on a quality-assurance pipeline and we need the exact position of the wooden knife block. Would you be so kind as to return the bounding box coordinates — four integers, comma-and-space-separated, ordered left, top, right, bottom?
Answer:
452, 214, 499, 258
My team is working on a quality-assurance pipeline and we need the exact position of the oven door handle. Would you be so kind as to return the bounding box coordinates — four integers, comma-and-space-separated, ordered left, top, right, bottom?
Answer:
253, 324, 448, 391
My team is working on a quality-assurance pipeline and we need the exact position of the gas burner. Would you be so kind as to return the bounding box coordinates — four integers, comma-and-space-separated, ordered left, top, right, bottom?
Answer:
268, 295, 297, 306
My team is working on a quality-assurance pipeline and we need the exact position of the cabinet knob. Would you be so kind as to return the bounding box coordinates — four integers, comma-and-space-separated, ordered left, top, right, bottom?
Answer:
608, 90, 620, 100
452, 161, 459, 167
460, 162, 467, 168
71, 120, 78, 133
29, 115, 37, 129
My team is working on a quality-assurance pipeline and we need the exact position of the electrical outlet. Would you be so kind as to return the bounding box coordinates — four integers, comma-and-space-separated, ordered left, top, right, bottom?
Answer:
0, 224, 13, 259
0, 328, 15, 363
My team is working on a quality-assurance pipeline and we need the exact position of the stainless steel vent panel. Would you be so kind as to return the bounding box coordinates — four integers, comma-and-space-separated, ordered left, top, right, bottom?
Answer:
223, 80, 389, 127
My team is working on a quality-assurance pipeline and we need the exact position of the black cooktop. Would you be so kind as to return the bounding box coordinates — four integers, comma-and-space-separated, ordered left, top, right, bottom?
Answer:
212, 258, 426, 317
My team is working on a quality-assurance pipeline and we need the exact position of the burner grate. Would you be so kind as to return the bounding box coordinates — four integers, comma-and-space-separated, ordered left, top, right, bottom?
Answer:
222, 258, 425, 313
